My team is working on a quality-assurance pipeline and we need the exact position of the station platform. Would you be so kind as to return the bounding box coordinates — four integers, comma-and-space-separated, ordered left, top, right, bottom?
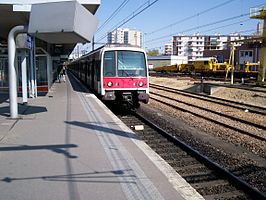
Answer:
0, 73, 204, 200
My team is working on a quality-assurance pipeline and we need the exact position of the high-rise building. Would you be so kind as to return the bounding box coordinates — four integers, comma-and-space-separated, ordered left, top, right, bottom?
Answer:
171, 34, 251, 60
107, 28, 142, 47
164, 43, 173, 55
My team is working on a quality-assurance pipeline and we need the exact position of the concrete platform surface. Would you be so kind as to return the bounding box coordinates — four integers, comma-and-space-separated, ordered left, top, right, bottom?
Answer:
0, 73, 204, 200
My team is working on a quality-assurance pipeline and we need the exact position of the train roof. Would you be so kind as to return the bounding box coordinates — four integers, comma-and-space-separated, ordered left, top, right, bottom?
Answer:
85, 43, 143, 54
104, 43, 141, 48
102, 43, 144, 52
69, 43, 145, 63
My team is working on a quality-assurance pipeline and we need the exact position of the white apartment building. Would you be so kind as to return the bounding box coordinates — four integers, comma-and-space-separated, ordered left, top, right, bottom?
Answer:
173, 35, 205, 59
171, 34, 250, 60
107, 28, 142, 47
164, 43, 173, 55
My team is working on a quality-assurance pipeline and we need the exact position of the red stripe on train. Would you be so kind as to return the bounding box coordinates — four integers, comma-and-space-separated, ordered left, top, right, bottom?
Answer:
103, 77, 148, 89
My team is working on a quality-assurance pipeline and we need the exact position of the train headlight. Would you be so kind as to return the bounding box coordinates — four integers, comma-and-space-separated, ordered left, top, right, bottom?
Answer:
107, 81, 113, 87
138, 81, 144, 87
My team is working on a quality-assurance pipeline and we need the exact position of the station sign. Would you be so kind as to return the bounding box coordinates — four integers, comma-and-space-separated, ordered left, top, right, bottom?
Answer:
16, 34, 32, 49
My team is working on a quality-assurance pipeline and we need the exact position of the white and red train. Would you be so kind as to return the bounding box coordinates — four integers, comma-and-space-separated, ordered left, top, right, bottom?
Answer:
68, 44, 149, 107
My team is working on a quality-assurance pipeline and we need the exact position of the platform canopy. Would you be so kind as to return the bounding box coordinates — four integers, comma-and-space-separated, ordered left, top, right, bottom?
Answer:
0, 0, 100, 43
28, 1, 99, 44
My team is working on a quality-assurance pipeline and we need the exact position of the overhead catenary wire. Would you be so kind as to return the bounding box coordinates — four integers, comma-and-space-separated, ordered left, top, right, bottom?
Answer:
96, 0, 130, 33
146, 12, 251, 44
96, 0, 159, 44
147, 2, 266, 39
145, 1, 266, 51
147, 19, 253, 48
200, 19, 251, 34
89, 1, 264, 52
147, 8, 265, 49
147, 0, 238, 36
147, 27, 260, 51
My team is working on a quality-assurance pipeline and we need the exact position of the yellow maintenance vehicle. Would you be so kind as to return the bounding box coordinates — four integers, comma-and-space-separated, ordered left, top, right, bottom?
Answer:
153, 64, 179, 73
179, 57, 230, 73
244, 61, 260, 72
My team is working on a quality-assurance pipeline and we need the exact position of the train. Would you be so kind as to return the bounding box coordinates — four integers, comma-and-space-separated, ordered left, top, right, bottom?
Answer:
153, 57, 262, 78
68, 44, 150, 107
153, 57, 229, 73
179, 57, 229, 73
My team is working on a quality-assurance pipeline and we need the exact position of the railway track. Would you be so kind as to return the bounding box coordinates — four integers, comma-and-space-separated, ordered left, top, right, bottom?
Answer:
150, 83, 266, 115
150, 73, 266, 93
207, 83, 266, 94
113, 108, 266, 200
150, 83, 266, 142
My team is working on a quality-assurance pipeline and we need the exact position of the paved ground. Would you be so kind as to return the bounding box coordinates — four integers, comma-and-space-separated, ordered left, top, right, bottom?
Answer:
0, 74, 203, 200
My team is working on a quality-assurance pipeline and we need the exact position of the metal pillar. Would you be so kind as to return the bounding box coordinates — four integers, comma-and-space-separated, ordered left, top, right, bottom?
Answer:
8, 25, 27, 119
250, 6, 266, 83
33, 37, 37, 98
21, 50, 27, 104
29, 37, 36, 98
92, 37, 95, 51
258, 21, 266, 82
29, 45, 35, 98
228, 43, 235, 85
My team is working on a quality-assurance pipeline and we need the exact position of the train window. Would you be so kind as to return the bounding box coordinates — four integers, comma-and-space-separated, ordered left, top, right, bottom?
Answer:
103, 51, 116, 77
117, 51, 146, 77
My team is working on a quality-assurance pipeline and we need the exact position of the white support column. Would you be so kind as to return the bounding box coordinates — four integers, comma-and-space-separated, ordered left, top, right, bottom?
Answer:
33, 37, 38, 98
8, 25, 27, 119
29, 42, 35, 98
21, 50, 27, 104
258, 18, 266, 82
230, 44, 235, 85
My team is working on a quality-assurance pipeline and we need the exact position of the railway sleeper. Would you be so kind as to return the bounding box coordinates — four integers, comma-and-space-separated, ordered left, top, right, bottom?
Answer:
142, 132, 162, 137
156, 151, 188, 157
139, 129, 163, 134
155, 146, 184, 153
161, 154, 197, 163
142, 136, 168, 142
203, 190, 248, 200
195, 183, 242, 197
138, 126, 155, 133
191, 179, 229, 189
143, 137, 169, 143
182, 171, 218, 183
177, 167, 213, 177
140, 131, 159, 136
175, 164, 208, 173
166, 157, 199, 166
148, 141, 173, 148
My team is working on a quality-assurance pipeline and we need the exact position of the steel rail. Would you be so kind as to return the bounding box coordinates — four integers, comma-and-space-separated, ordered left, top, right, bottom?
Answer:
132, 111, 266, 200
150, 90, 266, 132
150, 83, 266, 115
150, 95, 266, 142
207, 83, 266, 94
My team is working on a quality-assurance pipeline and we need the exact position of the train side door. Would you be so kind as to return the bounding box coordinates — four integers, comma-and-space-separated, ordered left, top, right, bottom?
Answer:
84, 61, 87, 85
91, 59, 95, 90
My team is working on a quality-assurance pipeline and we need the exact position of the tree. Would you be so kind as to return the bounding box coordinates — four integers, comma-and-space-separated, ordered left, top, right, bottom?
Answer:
146, 49, 159, 56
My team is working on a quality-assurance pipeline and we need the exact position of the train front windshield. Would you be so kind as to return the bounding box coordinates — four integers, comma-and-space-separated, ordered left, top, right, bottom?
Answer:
103, 51, 147, 77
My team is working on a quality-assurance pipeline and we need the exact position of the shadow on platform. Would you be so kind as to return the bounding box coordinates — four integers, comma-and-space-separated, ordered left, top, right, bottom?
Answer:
1, 169, 136, 184
65, 120, 139, 140
0, 104, 47, 118
0, 143, 78, 159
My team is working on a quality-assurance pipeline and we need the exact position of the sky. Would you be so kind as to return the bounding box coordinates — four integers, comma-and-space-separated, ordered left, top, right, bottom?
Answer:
77, 0, 265, 54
